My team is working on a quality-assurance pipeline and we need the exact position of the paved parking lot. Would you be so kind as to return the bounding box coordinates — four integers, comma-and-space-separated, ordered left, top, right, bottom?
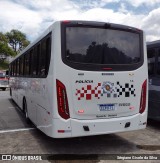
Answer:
0, 90, 160, 163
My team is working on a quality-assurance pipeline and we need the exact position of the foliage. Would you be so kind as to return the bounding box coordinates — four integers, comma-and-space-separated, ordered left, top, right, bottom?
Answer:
0, 32, 8, 43
0, 29, 30, 65
6, 29, 30, 54
0, 32, 16, 61
0, 60, 9, 70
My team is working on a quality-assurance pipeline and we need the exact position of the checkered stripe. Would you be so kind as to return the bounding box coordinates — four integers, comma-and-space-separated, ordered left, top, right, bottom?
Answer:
76, 83, 101, 100
116, 82, 136, 97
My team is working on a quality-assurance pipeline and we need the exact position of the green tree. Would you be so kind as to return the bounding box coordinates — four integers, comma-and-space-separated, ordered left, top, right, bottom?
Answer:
0, 32, 8, 43
0, 32, 16, 61
6, 29, 30, 54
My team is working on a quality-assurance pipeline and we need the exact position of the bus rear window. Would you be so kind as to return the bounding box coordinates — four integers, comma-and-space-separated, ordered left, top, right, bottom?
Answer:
66, 27, 141, 65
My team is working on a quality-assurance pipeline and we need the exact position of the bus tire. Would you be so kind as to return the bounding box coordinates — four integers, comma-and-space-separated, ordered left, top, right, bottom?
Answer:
23, 98, 30, 124
2, 88, 6, 91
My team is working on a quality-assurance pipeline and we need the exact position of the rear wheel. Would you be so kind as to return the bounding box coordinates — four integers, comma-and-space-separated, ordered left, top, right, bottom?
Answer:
23, 98, 30, 124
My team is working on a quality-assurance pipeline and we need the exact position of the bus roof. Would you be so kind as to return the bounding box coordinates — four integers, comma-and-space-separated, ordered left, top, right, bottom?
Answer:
147, 40, 160, 49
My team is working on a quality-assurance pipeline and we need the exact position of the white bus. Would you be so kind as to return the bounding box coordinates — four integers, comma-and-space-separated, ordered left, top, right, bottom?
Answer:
9, 20, 148, 138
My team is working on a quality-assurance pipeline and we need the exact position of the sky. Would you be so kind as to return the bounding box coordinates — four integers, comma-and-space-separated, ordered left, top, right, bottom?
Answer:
0, 0, 160, 42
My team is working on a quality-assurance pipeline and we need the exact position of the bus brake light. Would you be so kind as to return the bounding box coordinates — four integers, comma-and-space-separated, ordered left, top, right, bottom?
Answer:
139, 79, 147, 114
56, 79, 70, 120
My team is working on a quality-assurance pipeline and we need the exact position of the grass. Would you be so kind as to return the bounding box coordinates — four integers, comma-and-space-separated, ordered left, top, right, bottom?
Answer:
0, 61, 9, 70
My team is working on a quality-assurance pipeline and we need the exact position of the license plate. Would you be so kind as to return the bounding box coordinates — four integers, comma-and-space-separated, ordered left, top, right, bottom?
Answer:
99, 104, 116, 111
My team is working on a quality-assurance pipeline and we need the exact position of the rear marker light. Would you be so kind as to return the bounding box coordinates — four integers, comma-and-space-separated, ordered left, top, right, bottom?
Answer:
57, 130, 71, 133
78, 109, 84, 114
56, 79, 70, 120
139, 79, 147, 114
129, 106, 135, 110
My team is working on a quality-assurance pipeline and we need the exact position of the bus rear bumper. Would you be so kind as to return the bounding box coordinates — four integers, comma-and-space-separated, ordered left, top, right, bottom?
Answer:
52, 113, 147, 138
70, 113, 147, 137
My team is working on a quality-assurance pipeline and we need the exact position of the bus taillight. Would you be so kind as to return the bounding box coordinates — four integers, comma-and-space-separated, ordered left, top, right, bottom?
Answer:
139, 79, 147, 114
56, 79, 70, 120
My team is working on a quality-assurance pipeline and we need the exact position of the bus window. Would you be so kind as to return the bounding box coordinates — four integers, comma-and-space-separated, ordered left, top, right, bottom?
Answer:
24, 53, 30, 76
148, 61, 154, 75
39, 40, 46, 76
19, 56, 24, 76
66, 27, 140, 65
17, 59, 19, 76
13, 62, 17, 76
46, 36, 51, 75
157, 48, 160, 75
29, 49, 33, 75
147, 49, 156, 76
32, 47, 38, 76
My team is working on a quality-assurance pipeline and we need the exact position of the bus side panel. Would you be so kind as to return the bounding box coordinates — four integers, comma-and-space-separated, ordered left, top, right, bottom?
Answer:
35, 30, 55, 137
10, 77, 19, 107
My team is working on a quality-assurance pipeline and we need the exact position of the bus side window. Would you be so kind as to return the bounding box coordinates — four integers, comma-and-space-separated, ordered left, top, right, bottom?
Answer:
32, 47, 38, 76
19, 56, 24, 76
22, 56, 25, 76
157, 48, 160, 75
17, 59, 19, 76
46, 36, 51, 75
12, 62, 14, 76
148, 49, 156, 76
23, 55, 26, 76
14, 61, 16, 76
19, 58, 21, 76
148, 61, 154, 75
24, 53, 30, 76
39, 40, 46, 77
37, 44, 40, 76
29, 49, 33, 75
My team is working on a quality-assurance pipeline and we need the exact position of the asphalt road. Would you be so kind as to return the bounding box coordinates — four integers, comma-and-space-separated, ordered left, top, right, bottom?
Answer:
0, 90, 33, 130
0, 90, 160, 163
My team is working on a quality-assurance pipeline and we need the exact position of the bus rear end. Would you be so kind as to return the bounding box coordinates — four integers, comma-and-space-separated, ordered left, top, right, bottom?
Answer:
53, 21, 148, 138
